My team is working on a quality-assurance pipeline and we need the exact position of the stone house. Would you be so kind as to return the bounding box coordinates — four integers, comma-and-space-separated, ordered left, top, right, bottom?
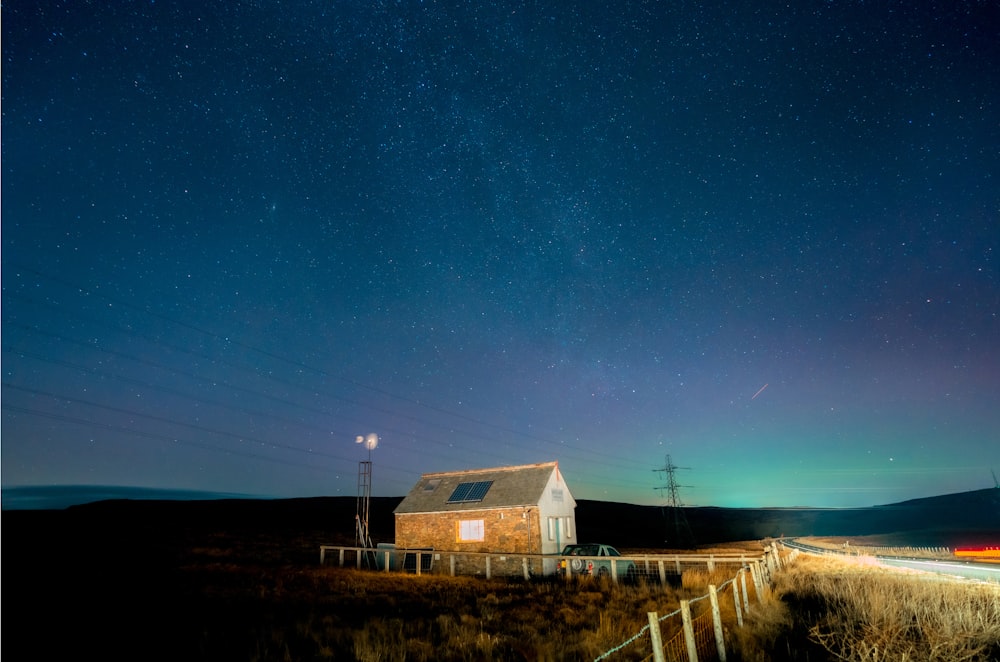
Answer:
394, 461, 577, 575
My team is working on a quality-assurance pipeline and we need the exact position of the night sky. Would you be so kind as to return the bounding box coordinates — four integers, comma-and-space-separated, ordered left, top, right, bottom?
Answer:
3, 1, 998, 509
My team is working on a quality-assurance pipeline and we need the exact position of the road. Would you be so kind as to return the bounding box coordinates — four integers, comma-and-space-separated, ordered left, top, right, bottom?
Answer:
782, 538, 1000, 583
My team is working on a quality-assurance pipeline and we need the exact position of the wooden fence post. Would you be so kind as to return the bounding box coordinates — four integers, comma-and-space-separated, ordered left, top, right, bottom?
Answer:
657, 560, 666, 585
708, 554, 715, 573
750, 562, 762, 601
647, 612, 666, 662
415, 552, 421, 575
680, 600, 699, 662
709, 585, 727, 662
522, 557, 530, 580
383, 550, 390, 572
485, 555, 491, 579
741, 569, 750, 614
449, 554, 456, 577
732, 571, 744, 627
339, 548, 345, 567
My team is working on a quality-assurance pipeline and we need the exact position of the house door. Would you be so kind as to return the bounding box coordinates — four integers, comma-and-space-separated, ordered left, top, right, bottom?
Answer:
548, 516, 562, 550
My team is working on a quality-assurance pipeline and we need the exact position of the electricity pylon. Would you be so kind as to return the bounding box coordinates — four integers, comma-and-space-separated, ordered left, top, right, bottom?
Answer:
654, 454, 695, 548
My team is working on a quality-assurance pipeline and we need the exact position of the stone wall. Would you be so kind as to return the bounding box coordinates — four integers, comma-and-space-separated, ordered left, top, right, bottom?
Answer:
395, 507, 541, 555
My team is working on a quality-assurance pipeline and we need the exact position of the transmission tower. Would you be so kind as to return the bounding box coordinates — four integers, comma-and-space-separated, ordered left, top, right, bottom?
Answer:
653, 454, 695, 548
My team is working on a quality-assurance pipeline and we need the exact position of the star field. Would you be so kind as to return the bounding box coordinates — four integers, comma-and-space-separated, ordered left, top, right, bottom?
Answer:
3, 1, 998, 508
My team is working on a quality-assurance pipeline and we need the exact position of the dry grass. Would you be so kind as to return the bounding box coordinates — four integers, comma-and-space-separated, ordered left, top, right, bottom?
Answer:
729, 586, 794, 662
624, 540, 766, 556
734, 553, 1000, 662
180, 564, 714, 661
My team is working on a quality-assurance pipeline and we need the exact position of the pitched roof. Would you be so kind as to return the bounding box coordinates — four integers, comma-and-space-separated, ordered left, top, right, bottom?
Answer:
394, 461, 564, 514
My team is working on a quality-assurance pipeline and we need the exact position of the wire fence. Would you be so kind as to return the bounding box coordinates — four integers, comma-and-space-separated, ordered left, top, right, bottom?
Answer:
320, 544, 760, 586
594, 545, 798, 662
318, 540, 794, 661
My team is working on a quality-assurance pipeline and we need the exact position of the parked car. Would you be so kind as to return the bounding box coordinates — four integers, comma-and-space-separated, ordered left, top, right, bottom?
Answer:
559, 543, 638, 582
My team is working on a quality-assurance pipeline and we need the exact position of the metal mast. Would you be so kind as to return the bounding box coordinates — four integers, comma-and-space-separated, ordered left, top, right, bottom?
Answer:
354, 433, 378, 567
356, 459, 373, 548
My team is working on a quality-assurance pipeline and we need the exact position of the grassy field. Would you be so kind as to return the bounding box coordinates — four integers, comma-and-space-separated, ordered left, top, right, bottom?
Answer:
735, 552, 1000, 662
5, 500, 997, 661
3, 509, 762, 661
193, 564, 752, 661
148, 536, 765, 661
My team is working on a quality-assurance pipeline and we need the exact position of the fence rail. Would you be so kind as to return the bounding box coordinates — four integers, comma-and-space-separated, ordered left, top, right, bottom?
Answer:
318, 540, 794, 661
319, 544, 763, 583
598, 544, 797, 662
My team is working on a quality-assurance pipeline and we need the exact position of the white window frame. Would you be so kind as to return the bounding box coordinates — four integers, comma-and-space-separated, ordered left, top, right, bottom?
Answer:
547, 516, 572, 541
457, 519, 485, 542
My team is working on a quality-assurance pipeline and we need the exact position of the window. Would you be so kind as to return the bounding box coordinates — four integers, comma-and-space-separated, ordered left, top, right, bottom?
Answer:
447, 480, 493, 503
422, 478, 441, 493
548, 517, 573, 541
457, 519, 485, 542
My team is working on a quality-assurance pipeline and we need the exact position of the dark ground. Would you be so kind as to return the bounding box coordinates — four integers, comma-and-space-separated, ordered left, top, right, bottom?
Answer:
3, 489, 997, 660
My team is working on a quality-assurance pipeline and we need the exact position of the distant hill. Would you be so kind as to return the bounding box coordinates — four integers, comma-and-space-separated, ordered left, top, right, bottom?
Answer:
575, 488, 1000, 548
4, 485, 997, 549
1, 485, 260, 510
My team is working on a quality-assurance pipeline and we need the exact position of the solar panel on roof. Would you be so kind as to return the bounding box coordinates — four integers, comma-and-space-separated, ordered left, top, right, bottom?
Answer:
448, 482, 472, 502
446, 480, 493, 503
465, 480, 492, 501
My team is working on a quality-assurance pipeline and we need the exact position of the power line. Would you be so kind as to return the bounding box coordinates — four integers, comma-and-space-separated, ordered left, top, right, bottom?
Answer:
4, 266, 680, 502
1, 362, 657, 497
1, 403, 333, 472
5, 269, 655, 471
5, 332, 650, 484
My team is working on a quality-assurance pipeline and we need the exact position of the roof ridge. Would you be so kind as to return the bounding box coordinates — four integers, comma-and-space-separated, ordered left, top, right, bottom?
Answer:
420, 461, 557, 478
